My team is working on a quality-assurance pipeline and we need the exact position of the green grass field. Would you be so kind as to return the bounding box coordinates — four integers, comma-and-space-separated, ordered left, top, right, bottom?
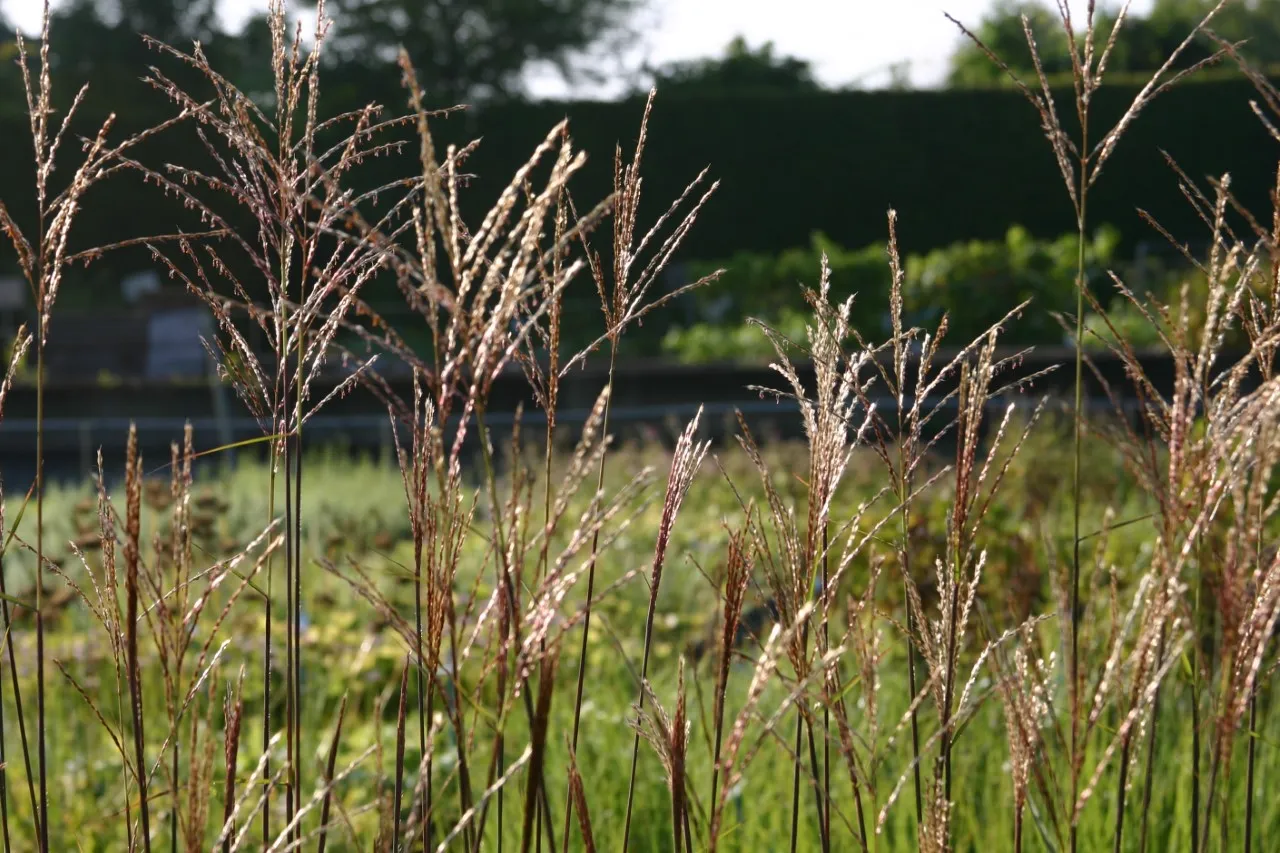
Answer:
1, 427, 1271, 851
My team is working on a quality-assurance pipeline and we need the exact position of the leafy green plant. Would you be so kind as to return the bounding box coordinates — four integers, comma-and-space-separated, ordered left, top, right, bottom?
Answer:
665, 225, 1125, 361
904, 223, 1121, 344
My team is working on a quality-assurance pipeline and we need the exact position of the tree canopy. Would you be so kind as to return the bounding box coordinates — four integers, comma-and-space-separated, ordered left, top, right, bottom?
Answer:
7, 0, 646, 110
643, 36, 821, 97
948, 0, 1280, 87
317, 0, 646, 104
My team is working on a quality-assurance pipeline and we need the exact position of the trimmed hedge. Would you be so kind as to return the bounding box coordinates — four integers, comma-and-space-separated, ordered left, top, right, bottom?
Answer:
1, 68, 1275, 285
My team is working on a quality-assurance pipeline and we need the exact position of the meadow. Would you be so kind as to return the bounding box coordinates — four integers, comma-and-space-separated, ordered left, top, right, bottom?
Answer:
13, 429, 1280, 851
0, 1, 1279, 851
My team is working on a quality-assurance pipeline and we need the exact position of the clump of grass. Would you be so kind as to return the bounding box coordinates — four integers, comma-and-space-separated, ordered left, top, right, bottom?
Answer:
948, 2, 1261, 850
620, 408, 709, 845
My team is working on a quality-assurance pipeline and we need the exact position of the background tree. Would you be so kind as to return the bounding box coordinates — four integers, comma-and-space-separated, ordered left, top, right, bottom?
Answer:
18, 0, 233, 108
946, 0, 1073, 87
0, 13, 19, 107
1146, 0, 1280, 65
643, 36, 822, 96
947, 0, 1280, 87
108, 0, 219, 45
317, 0, 645, 105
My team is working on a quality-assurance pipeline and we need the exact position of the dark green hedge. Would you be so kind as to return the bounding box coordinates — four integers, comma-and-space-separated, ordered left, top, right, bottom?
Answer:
1, 68, 1274, 299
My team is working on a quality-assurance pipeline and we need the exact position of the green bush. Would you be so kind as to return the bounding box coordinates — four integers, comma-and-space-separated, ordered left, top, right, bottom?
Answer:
904, 223, 1121, 344
680, 232, 892, 339
666, 225, 1127, 360
661, 305, 812, 362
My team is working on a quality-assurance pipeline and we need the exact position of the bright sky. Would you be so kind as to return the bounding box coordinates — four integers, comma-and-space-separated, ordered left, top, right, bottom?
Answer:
2, 0, 1159, 92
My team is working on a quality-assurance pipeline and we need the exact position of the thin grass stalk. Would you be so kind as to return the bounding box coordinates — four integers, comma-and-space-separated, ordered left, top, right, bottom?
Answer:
708, 525, 750, 825
708, 661, 730, 814
804, 706, 830, 852
394, 660, 410, 851
566, 748, 596, 853
828, 659, 869, 853
290, 350, 305, 850
904, 585, 922, 819
0, 547, 37, 838
316, 694, 348, 853
422, 673, 434, 853
471, 407, 557, 853
124, 430, 152, 853
280, 331, 301, 847
34, 297, 46, 853
533, 198, 566, 853
495, 408, 539, 853
1198, 722, 1223, 853
443, 604, 477, 851
1191, 590, 1202, 852
0, 642, 7, 853
1112, 721, 1132, 852
560, 345, 617, 853
396, 376, 435, 853
283, 391, 296, 843
1115, 593, 1160, 853
820, 524, 831, 846
496, 580, 509, 853
788, 621, 830, 853
941, 565, 960, 803
670, 732, 691, 850
889, 215, 924, 827
1069, 105, 1091, 853
222, 674, 245, 853
468, 480, 522, 853
1198, 644, 1242, 853
789, 706, 804, 853
288, 195, 312, 843
938, 366, 973, 806
262, 303, 287, 850
412, 425, 431, 853
1136, 626, 1166, 853
171, 729, 179, 853
1244, 683, 1259, 853
0, 323, 23, 853
414, 552, 429, 853
473, 622, 552, 845
620, 415, 706, 849
171, 479, 183, 853
170, 433, 196, 853
674, 675, 689, 853
671, 792, 681, 853
519, 655, 558, 853
1244, 524, 1267, 853
262, 459, 278, 848
681, 774, 694, 853
274, 61, 297, 842
106, 464, 134, 853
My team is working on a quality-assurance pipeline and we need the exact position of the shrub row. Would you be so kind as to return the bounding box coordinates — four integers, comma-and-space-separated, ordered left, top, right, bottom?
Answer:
662, 225, 1209, 361
0, 71, 1273, 292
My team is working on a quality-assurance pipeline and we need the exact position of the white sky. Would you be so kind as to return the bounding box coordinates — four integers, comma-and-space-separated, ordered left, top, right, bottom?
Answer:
2, 0, 1158, 93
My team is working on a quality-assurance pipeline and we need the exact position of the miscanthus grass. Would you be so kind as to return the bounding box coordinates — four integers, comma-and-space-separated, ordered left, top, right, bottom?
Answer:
0, 1, 1278, 850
